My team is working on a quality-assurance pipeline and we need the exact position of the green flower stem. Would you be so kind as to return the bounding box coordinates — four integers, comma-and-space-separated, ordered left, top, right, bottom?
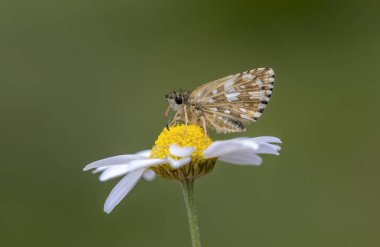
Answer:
180, 179, 201, 247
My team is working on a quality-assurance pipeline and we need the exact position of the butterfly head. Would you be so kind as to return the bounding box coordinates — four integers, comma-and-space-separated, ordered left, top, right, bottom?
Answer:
165, 90, 190, 111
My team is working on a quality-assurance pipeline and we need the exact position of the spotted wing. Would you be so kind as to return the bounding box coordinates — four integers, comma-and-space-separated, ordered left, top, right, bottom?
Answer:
189, 68, 275, 133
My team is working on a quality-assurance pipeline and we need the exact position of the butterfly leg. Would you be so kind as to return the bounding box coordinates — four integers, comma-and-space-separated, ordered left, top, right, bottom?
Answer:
200, 116, 208, 136
169, 111, 179, 127
183, 105, 189, 134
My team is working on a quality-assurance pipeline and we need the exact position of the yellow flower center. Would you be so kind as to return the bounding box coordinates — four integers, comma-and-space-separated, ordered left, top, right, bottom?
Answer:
150, 124, 212, 160
149, 125, 217, 180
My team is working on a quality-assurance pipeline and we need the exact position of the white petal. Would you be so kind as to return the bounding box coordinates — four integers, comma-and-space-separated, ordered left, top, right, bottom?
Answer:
238, 140, 280, 155
250, 136, 282, 143
91, 157, 166, 182
104, 168, 145, 214
142, 169, 156, 181
83, 154, 147, 171
255, 142, 281, 155
135, 149, 151, 157
219, 152, 263, 166
167, 157, 191, 168
169, 145, 195, 157
203, 136, 281, 166
92, 166, 108, 174
203, 139, 259, 158
99, 165, 129, 182
125, 158, 168, 172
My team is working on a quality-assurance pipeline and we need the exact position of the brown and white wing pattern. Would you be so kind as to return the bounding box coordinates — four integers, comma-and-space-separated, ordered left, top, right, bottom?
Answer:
189, 68, 275, 133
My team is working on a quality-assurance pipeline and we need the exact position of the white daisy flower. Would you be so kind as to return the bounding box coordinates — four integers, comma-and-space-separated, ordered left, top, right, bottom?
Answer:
84, 125, 281, 214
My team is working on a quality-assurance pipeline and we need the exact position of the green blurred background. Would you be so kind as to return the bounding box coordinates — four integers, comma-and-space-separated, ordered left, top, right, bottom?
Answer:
1, 0, 379, 246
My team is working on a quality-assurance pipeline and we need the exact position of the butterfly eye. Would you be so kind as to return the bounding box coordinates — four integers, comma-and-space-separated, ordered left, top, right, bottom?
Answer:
175, 96, 183, 104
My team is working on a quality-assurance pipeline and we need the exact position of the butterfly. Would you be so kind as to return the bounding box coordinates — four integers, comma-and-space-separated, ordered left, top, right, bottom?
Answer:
165, 68, 275, 134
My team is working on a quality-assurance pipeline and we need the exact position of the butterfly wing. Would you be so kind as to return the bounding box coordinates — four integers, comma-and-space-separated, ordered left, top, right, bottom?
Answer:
189, 68, 275, 133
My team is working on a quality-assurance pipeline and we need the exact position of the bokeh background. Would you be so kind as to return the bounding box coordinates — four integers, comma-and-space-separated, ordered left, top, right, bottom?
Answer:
1, 0, 379, 246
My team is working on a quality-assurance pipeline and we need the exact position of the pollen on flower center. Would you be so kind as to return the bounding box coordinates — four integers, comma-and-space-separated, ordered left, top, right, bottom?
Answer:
149, 125, 216, 180
150, 125, 212, 160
